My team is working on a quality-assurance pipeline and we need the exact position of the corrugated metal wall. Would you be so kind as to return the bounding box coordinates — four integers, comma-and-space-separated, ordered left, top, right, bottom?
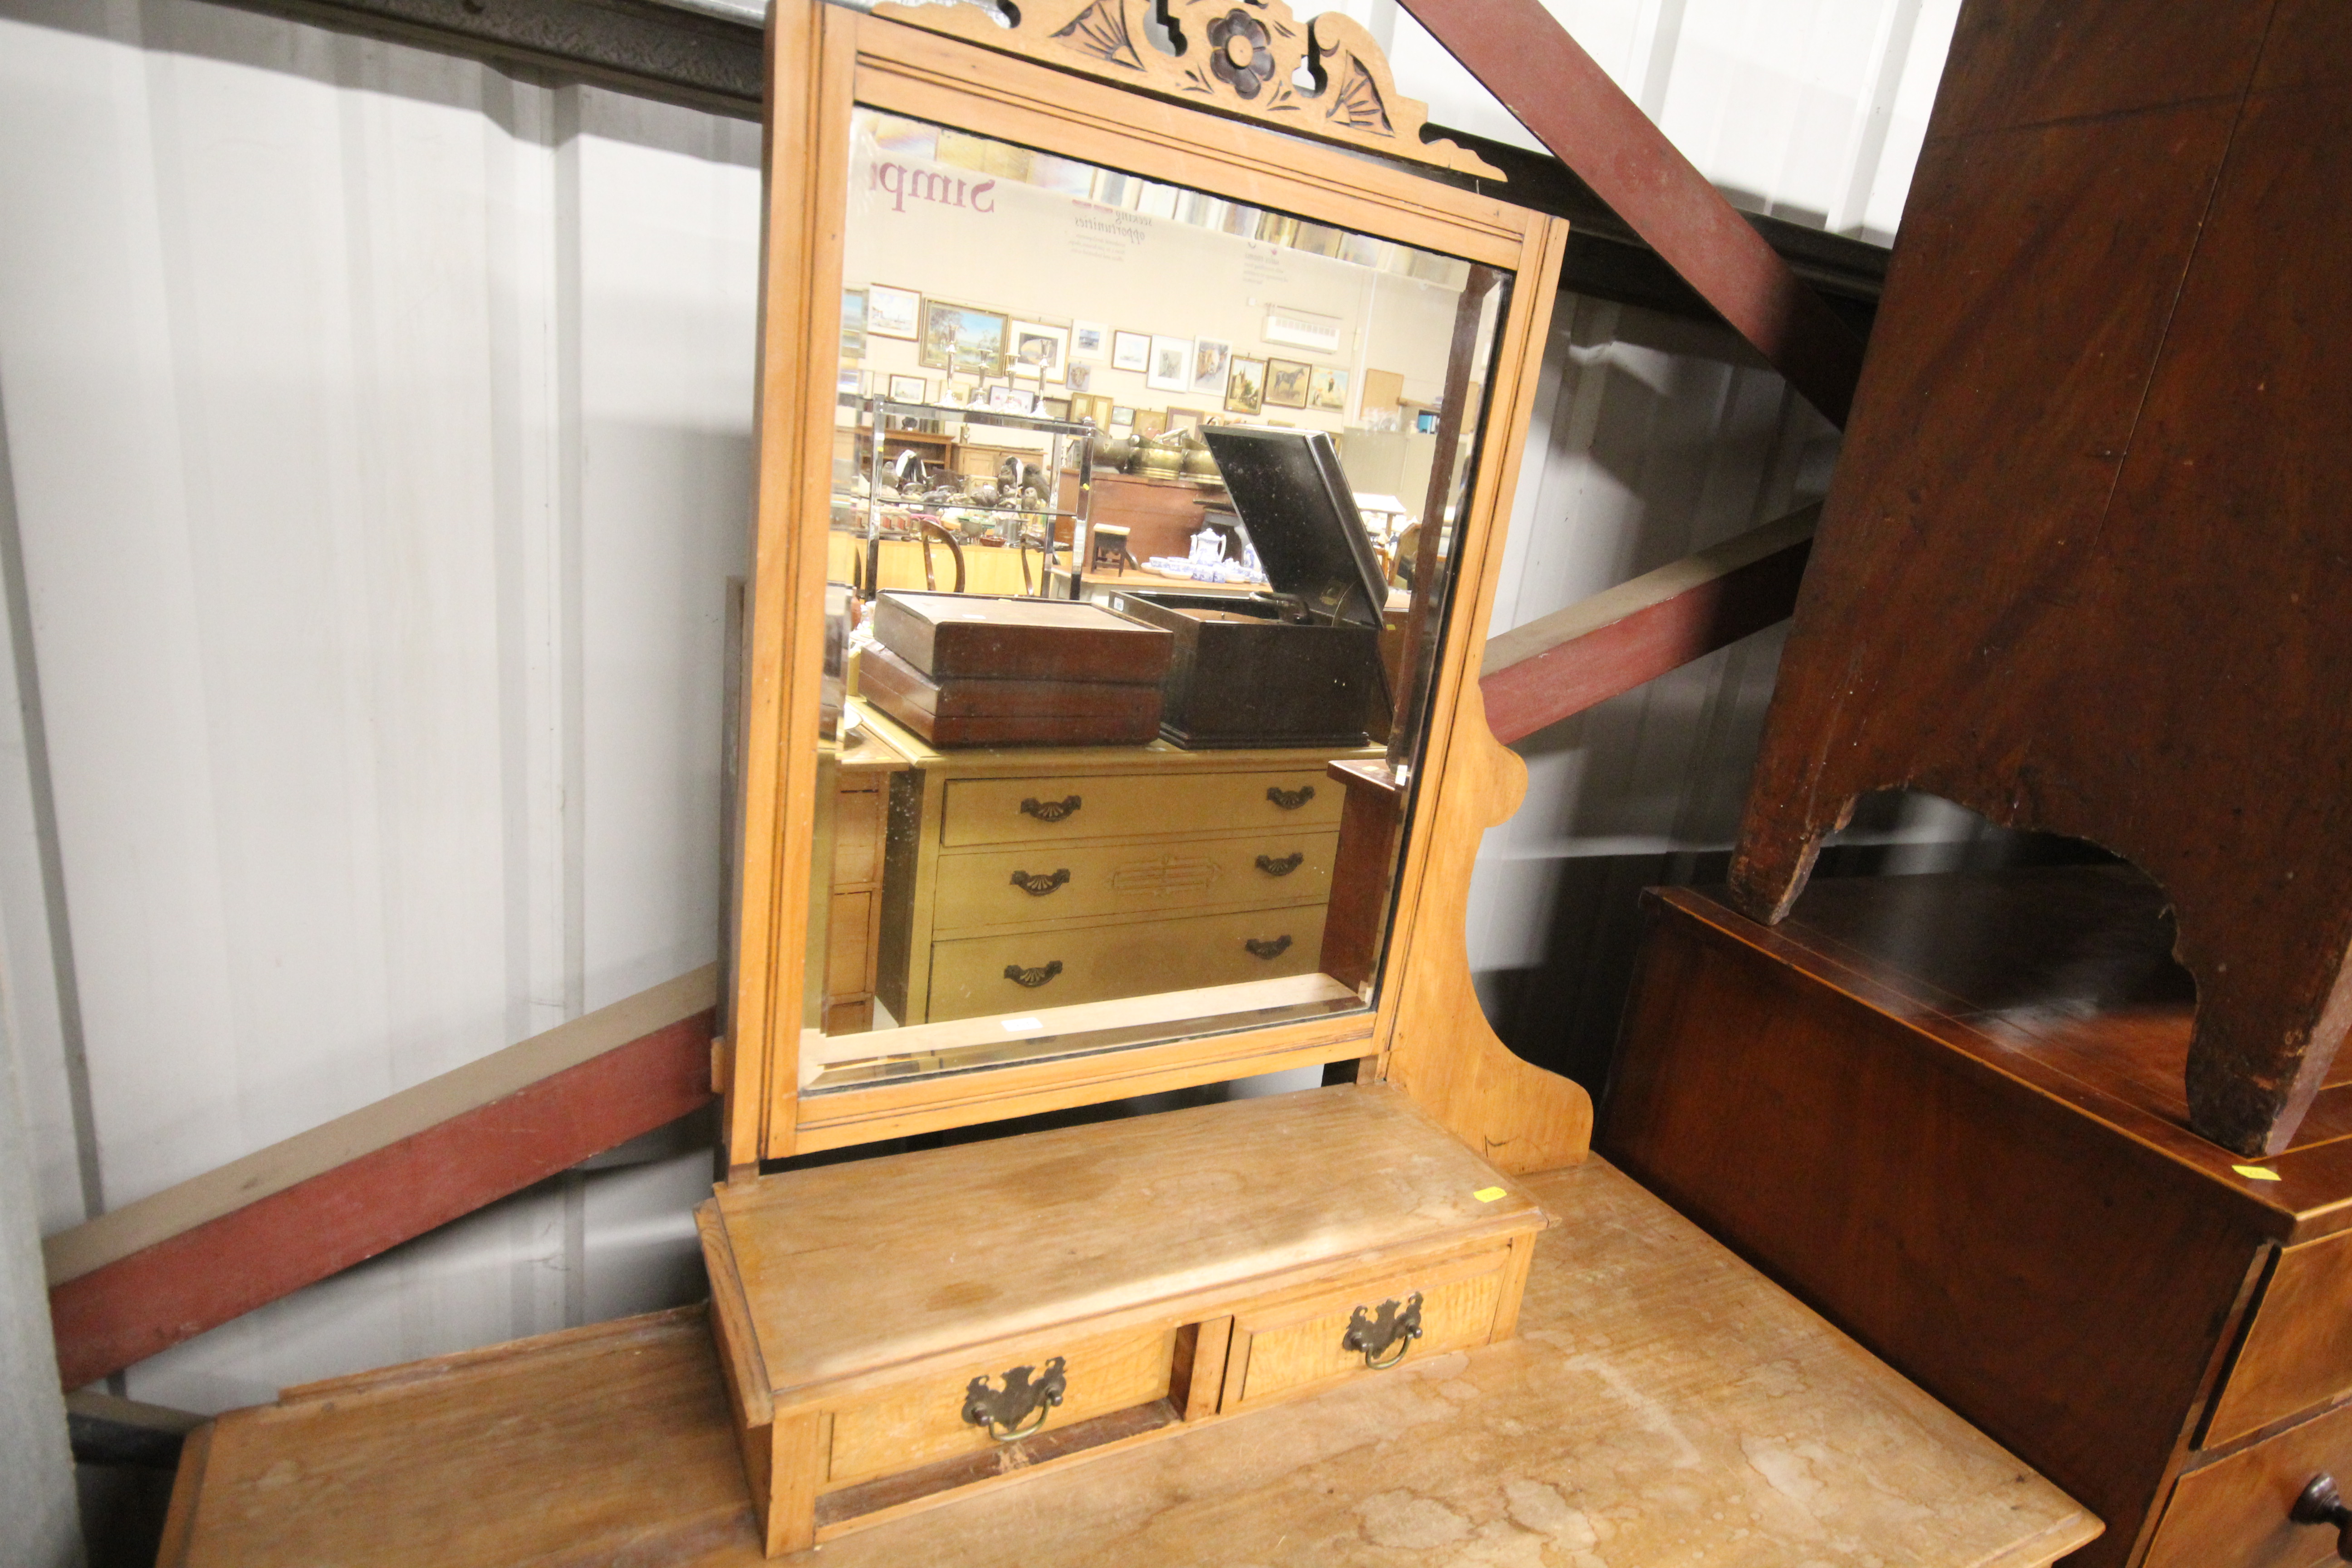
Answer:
0, 0, 1956, 1411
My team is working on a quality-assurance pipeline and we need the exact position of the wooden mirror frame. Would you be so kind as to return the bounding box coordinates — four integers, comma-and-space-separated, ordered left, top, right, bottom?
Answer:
721, 0, 1591, 1173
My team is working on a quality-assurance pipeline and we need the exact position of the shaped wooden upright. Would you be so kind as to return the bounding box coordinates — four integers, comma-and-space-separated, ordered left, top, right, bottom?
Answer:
1726, 0, 2352, 1155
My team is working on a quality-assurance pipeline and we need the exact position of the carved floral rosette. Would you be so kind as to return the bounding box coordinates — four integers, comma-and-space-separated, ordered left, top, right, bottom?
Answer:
872, 0, 1504, 178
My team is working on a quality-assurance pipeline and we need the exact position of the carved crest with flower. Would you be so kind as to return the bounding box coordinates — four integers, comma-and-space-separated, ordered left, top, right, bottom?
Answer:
872, 0, 1504, 178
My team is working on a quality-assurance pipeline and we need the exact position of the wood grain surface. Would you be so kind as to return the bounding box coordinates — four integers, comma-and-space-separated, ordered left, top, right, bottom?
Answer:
1600, 868, 2352, 1568
162, 1161, 2098, 1568
711, 1084, 1547, 1401
1722, 0, 2352, 1156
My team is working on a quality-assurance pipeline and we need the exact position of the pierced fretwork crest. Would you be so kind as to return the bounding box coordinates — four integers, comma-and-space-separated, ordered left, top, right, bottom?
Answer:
873, 0, 1503, 178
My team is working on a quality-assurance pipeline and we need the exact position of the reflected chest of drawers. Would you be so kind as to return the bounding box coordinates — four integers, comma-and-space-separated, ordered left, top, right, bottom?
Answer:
853, 700, 1379, 1026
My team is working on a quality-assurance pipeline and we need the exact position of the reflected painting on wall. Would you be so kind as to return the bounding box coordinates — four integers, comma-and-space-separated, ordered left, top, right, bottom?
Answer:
1191, 337, 1231, 396
867, 283, 921, 339
1148, 335, 1190, 392
841, 288, 867, 358
1309, 366, 1349, 411
1264, 358, 1310, 409
1112, 331, 1152, 373
1225, 357, 1265, 414
920, 301, 1007, 374
1009, 319, 1068, 382
1071, 321, 1109, 361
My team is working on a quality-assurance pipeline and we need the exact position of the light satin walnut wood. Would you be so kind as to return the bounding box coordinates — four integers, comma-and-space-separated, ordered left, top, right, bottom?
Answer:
156, 1159, 2098, 1568
697, 1085, 1549, 1555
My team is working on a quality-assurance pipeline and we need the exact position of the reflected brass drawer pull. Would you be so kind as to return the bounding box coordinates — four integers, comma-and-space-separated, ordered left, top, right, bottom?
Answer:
1265, 785, 1314, 810
1343, 1293, 1424, 1370
961, 1357, 1067, 1442
1004, 960, 1064, 988
1010, 868, 1072, 896
1254, 852, 1304, 877
1244, 935, 1293, 960
1019, 795, 1083, 823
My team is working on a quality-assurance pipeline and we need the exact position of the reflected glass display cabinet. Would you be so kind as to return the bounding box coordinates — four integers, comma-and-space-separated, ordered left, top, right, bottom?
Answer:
704, 0, 1592, 1551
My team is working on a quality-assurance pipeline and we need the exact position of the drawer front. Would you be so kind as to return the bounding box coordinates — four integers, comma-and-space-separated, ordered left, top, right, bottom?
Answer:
925, 906, 1325, 1022
941, 769, 1341, 848
832, 781, 885, 888
1234, 1251, 1509, 1408
932, 830, 1339, 933
826, 889, 873, 996
824, 1322, 1176, 1490
2207, 1230, 2352, 1449
2148, 1393, 2352, 1568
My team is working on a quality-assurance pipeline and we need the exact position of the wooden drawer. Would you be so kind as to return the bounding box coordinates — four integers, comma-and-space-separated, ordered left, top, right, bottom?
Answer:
826, 889, 873, 996
925, 905, 1326, 1021
824, 1322, 1177, 1490
2149, 1394, 2352, 1568
939, 768, 1340, 847
1228, 1246, 1513, 1409
930, 830, 1339, 933
832, 780, 884, 888
2207, 1230, 2352, 1449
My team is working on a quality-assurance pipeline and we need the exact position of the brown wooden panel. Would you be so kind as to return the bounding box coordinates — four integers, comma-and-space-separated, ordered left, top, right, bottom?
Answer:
1927, 0, 2271, 139
1604, 892, 2267, 1568
1725, 0, 2352, 1154
2209, 1228, 2352, 1449
2148, 1393, 2352, 1568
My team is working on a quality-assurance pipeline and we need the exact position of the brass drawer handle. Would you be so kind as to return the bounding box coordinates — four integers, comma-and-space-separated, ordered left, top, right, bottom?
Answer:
1254, 852, 1304, 877
1265, 784, 1314, 810
2293, 1475, 2352, 1560
1244, 935, 1293, 960
1019, 794, 1082, 823
1004, 960, 1064, 988
1343, 1293, 1424, 1370
1009, 868, 1071, 896
962, 1357, 1067, 1443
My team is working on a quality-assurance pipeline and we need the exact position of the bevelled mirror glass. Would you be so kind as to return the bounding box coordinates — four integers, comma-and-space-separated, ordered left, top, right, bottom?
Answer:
796, 100, 1511, 1097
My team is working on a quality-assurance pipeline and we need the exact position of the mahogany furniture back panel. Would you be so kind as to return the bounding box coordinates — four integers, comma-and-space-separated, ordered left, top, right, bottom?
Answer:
1723, 0, 2352, 1155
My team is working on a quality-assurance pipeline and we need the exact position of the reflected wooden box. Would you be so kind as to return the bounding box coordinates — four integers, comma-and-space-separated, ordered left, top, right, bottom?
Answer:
696, 1084, 1548, 1556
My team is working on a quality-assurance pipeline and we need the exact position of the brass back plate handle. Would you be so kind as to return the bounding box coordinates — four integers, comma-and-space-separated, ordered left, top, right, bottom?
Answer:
1004, 960, 1064, 988
1019, 795, 1083, 822
1010, 868, 1072, 896
1343, 1293, 1425, 1370
961, 1357, 1068, 1442
1254, 852, 1304, 877
1265, 784, 1314, 810
1244, 935, 1293, 960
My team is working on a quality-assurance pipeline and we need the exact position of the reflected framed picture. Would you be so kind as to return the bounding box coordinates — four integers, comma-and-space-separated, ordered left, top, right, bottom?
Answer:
1071, 321, 1109, 362
837, 367, 865, 397
887, 372, 927, 403
987, 384, 1039, 413
1165, 406, 1203, 435
1190, 337, 1231, 396
946, 375, 980, 407
1009, 318, 1069, 382
1308, 366, 1349, 411
1264, 358, 1311, 409
1069, 393, 1112, 426
920, 301, 1007, 375
867, 284, 921, 341
1225, 356, 1266, 414
1134, 410, 1169, 438
1065, 363, 1092, 393
1112, 331, 1152, 373
1110, 405, 1136, 429
1041, 396, 1072, 420
841, 288, 868, 358
1147, 335, 1190, 392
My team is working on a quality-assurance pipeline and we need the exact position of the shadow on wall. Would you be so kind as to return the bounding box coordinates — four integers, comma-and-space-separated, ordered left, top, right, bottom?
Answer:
1477, 788, 2123, 1098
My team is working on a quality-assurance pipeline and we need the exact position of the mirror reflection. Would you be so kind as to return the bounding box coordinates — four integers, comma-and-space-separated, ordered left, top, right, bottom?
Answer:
806, 107, 1508, 1087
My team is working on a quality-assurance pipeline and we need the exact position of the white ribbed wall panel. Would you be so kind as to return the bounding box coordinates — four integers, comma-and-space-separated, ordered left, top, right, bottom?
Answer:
0, 0, 1953, 1411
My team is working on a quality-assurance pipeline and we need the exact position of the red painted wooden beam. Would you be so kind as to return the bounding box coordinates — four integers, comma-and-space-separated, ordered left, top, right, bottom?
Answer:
1480, 508, 1816, 745
1398, 0, 1867, 426
47, 1009, 715, 1390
